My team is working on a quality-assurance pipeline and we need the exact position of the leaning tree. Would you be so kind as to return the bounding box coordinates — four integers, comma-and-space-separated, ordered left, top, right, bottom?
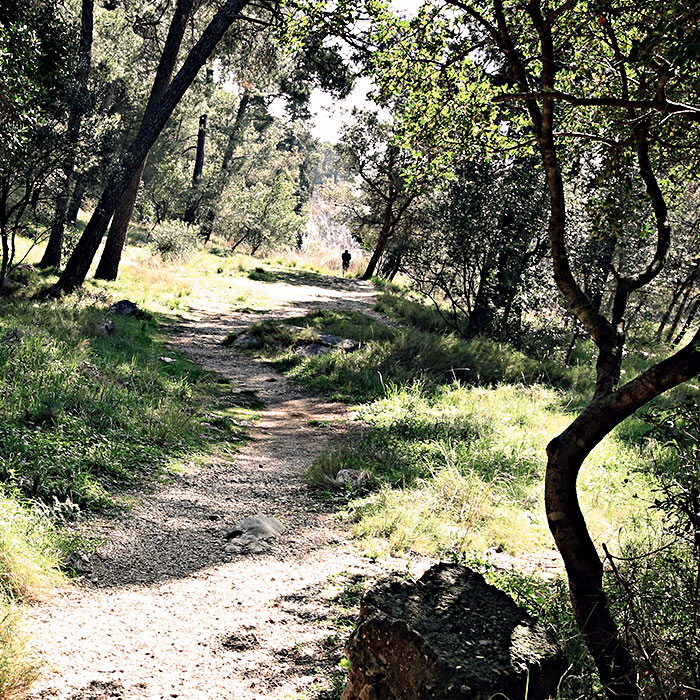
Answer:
370, 0, 700, 695
47, 0, 253, 295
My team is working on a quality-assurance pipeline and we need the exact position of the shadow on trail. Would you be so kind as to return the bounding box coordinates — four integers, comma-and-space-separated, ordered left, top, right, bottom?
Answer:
245, 266, 364, 290
82, 411, 346, 589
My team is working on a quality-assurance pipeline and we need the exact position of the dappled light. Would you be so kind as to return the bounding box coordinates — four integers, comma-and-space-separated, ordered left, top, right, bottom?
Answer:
1, 1, 699, 698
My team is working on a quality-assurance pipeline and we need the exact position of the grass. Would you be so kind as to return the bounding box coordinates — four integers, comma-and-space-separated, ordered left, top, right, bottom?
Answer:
306, 382, 654, 559
0, 497, 64, 699
0, 238, 271, 696
0, 293, 248, 511
233, 308, 586, 403
0, 601, 39, 700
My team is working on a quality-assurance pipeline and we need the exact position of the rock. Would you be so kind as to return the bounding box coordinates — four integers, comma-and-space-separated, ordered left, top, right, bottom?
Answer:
109, 299, 140, 316
232, 333, 264, 350
335, 469, 370, 488
224, 515, 284, 555
159, 356, 176, 364
341, 563, 565, 700
283, 326, 359, 353
317, 333, 359, 351
295, 343, 332, 357
67, 552, 92, 575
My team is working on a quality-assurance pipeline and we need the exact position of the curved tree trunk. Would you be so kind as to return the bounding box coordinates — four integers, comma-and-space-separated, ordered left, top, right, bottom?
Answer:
546, 328, 700, 697
94, 0, 195, 281
49, 0, 250, 295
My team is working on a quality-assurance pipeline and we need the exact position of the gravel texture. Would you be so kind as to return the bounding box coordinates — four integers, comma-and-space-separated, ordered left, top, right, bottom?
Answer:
23, 273, 423, 700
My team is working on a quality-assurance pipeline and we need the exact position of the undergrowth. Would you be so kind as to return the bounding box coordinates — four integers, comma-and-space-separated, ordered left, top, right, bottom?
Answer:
307, 382, 653, 559
233, 309, 589, 403
0, 295, 243, 512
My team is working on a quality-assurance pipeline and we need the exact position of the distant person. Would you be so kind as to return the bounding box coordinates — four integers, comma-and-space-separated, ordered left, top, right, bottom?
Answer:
341, 249, 351, 276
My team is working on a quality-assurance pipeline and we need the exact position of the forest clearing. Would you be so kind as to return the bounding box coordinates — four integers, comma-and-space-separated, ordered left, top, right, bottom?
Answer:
1, 244, 696, 699
1, 1, 699, 698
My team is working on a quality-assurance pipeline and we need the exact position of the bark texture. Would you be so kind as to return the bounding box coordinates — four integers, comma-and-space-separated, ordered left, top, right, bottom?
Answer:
94, 0, 195, 281
51, 0, 250, 294
38, 0, 94, 269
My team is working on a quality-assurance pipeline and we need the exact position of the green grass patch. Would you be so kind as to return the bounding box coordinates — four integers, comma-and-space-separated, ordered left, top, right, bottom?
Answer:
0, 599, 39, 700
0, 497, 64, 602
307, 382, 653, 559
374, 291, 456, 335
235, 310, 585, 403
0, 297, 243, 512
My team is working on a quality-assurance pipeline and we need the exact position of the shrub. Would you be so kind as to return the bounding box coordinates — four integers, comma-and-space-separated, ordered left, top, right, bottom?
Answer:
605, 403, 700, 695
149, 220, 201, 262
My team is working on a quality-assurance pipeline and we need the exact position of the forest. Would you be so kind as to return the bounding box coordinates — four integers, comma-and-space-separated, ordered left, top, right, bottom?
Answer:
0, 0, 699, 698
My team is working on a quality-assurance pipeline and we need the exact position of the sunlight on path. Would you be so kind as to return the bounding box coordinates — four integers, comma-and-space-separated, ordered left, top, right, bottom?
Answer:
24, 273, 423, 700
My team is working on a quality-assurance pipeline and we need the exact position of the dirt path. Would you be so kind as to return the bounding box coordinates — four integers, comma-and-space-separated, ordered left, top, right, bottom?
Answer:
24, 273, 422, 700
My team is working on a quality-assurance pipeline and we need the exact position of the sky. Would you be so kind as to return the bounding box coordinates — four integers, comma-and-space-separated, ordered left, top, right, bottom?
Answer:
305, 0, 422, 143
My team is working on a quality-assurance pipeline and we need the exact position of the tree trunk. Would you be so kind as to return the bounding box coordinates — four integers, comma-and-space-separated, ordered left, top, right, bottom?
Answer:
466, 257, 496, 337
66, 172, 87, 224
192, 113, 207, 184
199, 92, 252, 239
183, 112, 208, 223
362, 195, 397, 280
38, 0, 93, 269
672, 296, 700, 347
49, 0, 250, 295
665, 264, 700, 343
547, 328, 700, 698
94, 0, 195, 281
656, 261, 700, 341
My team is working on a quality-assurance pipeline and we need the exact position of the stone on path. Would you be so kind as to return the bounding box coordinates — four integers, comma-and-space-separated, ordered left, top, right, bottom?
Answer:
341, 563, 565, 700
316, 333, 359, 351
109, 299, 140, 316
231, 332, 265, 349
334, 469, 370, 488
224, 515, 285, 555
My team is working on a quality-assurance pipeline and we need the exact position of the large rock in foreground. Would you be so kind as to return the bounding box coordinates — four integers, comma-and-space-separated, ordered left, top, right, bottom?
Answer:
342, 563, 565, 700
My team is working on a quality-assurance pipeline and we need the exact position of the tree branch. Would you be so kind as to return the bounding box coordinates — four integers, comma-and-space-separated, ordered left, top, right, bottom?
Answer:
494, 91, 700, 120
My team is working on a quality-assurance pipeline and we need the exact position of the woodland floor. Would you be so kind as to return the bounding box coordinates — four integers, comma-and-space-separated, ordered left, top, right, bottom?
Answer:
23, 272, 427, 700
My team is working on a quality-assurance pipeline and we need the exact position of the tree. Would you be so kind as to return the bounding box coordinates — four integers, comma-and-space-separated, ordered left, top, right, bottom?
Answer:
37, 0, 94, 270
334, 110, 422, 280
0, 1, 74, 288
48, 0, 252, 295
93, 0, 195, 281
371, 1, 700, 695
400, 155, 549, 342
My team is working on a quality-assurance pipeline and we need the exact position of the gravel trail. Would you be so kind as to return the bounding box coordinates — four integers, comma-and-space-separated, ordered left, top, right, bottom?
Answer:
24, 273, 420, 700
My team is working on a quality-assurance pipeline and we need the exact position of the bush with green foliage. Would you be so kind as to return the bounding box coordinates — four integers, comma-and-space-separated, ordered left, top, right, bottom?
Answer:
603, 403, 700, 696
149, 220, 201, 262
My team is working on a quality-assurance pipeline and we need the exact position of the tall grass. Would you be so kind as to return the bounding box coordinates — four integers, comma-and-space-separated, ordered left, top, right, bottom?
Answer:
0, 297, 221, 510
307, 383, 653, 559
237, 309, 588, 402
0, 497, 63, 699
